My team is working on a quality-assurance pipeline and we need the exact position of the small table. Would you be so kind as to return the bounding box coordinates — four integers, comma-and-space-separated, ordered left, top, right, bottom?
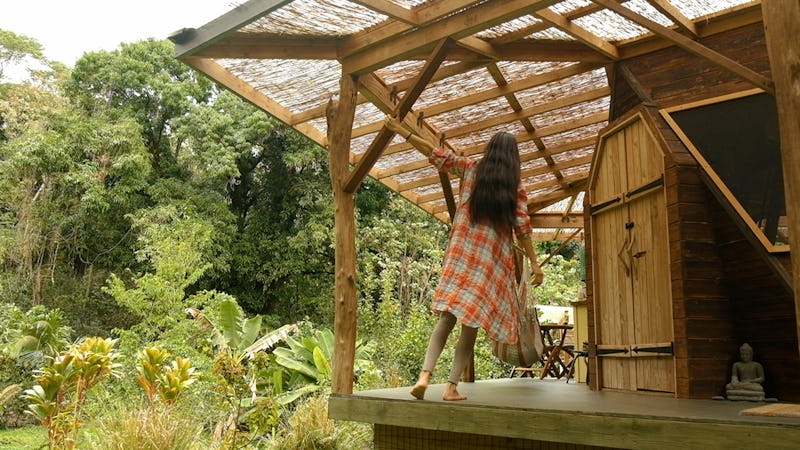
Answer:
508, 324, 575, 379
538, 324, 574, 379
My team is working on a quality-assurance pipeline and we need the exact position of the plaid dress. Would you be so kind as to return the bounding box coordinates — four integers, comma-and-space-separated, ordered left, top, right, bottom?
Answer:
430, 147, 533, 344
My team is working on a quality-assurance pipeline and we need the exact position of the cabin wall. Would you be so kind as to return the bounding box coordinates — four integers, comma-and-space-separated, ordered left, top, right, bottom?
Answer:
651, 111, 737, 399
590, 22, 799, 400
710, 197, 800, 400
614, 22, 772, 116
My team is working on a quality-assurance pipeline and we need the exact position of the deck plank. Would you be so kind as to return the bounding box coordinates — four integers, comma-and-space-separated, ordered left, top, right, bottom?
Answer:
329, 379, 800, 449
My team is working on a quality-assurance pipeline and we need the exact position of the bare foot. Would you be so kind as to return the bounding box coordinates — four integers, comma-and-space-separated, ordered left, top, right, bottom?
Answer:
410, 371, 431, 400
442, 382, 467, 401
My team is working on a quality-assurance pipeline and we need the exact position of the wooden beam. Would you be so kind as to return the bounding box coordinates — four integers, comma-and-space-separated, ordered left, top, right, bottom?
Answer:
646, 0, 697, 36
594, 0, 774, 94
341, 0, 561, 74
357, 74, 444, 151
328, 74, 360, 395
530, 213, 584, 229
527, 181, 588, 213
350, 0, 417, 23
449, 87, 610, 139
338, 1, 487, 58
419, 62, 603, 118
762, 1, 800, 357
495, 41, 613, 63
170, 0, 292, 57
181, 57, 327, 146
293, 61, 490, 129
533, 8, 619, 60
616, 62, 655, 106
344, 38, 454, 193
189, 33, 339, 59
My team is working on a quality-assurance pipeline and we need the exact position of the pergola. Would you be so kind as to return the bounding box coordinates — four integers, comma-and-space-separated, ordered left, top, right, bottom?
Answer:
169, 0, 799, 395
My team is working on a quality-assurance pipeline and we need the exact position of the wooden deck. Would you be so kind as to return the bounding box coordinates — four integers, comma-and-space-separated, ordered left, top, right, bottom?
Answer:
328, 378, 800, 449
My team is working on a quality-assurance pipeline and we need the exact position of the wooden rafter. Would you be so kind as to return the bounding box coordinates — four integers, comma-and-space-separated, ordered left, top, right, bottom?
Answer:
485, 62, 569, 187
181, 57, 327, 146
530, 212, 583, 229
533, 8, 619, 60
338, 0, 483, 58
341, 0, 562, 74
419, 62, 603, 118
646, 0, 697, 36
349, 0, 417, 23
172, 0, 293, 57
527, 181, 588, 213
345, 38, 455, 193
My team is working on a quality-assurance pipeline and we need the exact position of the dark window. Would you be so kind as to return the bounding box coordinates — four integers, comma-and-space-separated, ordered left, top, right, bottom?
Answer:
667, 92, 787, 249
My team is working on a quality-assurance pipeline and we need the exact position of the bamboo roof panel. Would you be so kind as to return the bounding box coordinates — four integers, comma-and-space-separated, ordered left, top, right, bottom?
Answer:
171, 0, 765, 238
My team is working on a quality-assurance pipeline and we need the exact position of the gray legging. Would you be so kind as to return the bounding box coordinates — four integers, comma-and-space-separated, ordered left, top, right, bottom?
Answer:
421, 311, 479, 385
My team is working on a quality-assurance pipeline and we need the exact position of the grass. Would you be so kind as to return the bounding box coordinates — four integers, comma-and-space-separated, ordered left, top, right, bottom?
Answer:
0, 425, 47, 450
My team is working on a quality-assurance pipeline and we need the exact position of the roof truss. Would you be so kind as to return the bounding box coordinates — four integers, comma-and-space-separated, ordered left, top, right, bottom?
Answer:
172, 0, 768, 240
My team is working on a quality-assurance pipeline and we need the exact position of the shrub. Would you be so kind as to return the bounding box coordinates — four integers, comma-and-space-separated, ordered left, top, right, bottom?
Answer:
24, 337, 121, 449
81, 403, 209, 450
267, 395, 371, 450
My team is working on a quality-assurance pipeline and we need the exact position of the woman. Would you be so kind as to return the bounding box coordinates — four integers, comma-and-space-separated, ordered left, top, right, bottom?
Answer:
384, 117, 543, 401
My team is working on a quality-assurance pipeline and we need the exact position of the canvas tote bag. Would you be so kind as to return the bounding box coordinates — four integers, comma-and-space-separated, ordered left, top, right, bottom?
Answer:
491, 248, 544, 367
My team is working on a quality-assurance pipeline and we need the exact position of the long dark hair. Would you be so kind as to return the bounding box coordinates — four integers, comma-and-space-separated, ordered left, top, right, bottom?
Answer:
468, 132, 521, 232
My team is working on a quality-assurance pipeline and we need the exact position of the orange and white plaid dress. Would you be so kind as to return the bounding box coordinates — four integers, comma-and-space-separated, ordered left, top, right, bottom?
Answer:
429, 147, 533, 345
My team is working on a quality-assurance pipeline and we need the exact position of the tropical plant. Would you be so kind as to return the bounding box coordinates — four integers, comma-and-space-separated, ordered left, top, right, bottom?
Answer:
267, 394, 372, 450
0, 383, 22, 413
24, 337, 122, 450
273, 327, 377, 405
189, 297, 298, 447
134, 347, 197, 405
82, 403, 208, 450
10, 307, 71, 364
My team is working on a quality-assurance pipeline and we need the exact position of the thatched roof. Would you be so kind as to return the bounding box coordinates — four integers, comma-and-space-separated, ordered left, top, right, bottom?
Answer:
169, 0, 762, 241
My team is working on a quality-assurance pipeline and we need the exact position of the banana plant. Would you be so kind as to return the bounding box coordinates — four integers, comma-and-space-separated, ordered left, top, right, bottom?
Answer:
272, 328, 375, 405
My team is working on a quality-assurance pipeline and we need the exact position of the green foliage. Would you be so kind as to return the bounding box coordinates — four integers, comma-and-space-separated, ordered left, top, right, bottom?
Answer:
534, 253, 583, 306
268, 395, 371, 450
0, 29, 45, 82
24, 337, 122, 449
135, 347, 197, 405
81, 403, 208, 450
0, 384, 21, 414
357, 197, 447, 315
63, 39, 213, 178
0, 425, 47, 450
273, 326, 377, 405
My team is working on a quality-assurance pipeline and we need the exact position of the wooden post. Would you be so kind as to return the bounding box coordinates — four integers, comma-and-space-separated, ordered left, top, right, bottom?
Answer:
762, 3, 800, 356
327, 73, 359, 394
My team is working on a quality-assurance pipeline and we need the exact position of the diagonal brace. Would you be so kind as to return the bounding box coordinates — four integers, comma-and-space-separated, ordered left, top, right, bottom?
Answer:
345, 38, 455, 193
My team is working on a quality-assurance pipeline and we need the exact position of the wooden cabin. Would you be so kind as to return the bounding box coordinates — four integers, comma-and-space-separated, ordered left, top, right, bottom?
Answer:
585, 19, 799, 401
169, 1, 800, 448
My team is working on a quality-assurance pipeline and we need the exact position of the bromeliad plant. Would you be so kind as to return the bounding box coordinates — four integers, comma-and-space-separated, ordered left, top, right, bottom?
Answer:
135, 347, 197, 405
24, 337, 122, 450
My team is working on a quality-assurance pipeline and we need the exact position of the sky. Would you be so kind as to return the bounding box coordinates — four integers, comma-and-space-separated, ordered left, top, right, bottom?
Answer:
0, 0, 237, 66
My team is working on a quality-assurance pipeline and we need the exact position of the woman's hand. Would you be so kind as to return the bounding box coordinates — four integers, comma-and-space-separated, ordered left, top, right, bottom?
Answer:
384, 116, 405, 135
531, 261, 544, 286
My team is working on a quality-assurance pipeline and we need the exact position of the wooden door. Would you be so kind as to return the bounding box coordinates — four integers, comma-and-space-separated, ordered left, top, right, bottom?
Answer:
590, 116, 675, 393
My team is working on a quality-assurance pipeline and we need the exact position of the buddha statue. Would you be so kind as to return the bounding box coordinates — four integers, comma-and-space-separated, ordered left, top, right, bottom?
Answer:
725, 343, 766, 401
